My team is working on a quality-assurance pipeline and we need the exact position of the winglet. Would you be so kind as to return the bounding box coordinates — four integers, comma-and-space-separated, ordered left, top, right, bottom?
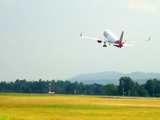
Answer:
148, 36, 151, 41
145, 36, 151, 41
80, 32, 83, 37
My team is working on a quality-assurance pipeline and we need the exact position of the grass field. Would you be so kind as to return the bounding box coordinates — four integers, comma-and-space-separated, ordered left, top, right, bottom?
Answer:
0, 94, 160, 120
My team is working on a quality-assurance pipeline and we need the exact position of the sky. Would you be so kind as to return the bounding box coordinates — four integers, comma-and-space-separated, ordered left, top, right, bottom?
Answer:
0, 0, 160, 81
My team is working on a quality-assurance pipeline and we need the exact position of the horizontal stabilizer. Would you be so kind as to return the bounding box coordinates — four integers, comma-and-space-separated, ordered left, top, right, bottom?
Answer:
109, 43, 134, 46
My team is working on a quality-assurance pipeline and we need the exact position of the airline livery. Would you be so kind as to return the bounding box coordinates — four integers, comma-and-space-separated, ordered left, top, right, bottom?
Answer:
80, 30, 150, 48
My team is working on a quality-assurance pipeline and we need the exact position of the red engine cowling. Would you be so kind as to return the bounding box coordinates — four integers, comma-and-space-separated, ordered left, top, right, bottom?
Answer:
97, 40, 102, 43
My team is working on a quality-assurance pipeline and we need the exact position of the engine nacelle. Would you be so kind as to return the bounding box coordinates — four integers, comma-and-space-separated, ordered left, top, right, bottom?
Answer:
97, 40, 102, 43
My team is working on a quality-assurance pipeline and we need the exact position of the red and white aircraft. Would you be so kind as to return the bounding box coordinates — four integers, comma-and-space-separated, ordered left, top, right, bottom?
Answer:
80, 30, 151, 48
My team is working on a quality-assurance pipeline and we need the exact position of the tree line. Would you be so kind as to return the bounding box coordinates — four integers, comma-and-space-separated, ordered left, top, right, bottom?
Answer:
0, 77, 160, 97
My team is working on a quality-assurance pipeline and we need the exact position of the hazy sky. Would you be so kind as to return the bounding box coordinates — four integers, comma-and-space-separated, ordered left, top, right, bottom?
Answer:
0, 0, 160, 81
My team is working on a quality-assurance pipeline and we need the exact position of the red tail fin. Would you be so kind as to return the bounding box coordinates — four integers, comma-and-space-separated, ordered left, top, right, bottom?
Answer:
119, 31, 124, 44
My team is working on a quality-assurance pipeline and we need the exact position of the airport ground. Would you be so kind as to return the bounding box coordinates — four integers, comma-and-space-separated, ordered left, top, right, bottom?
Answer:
0, 93, 160, 120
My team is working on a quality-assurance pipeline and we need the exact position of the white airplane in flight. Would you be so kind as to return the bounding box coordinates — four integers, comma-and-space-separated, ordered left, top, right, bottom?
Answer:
80, 30, 151, 48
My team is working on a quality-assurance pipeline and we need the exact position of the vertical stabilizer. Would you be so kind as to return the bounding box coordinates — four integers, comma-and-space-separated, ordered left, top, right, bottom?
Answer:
119, 31, 124, 44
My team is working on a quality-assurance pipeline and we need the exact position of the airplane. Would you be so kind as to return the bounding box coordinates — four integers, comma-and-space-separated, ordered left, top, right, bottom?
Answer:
80, 30, 151, 48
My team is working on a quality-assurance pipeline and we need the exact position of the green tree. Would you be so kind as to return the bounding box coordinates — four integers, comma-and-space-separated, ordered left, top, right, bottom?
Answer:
83, 84, 93, 95
138, 84, 149, 97
145, 79, 155, 96
0, 81, 7, 92
92, 83, 104, 95
76, 82, 84, 94
138, 88, 149, 97
118, 77, 134, 96
132, 82, 140, 96
103, 84, 117, 95
154, 79, 160, 96
14, 79, 21, 92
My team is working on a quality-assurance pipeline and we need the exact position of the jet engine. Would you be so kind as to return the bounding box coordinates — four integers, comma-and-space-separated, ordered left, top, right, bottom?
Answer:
97, 40, 102, 43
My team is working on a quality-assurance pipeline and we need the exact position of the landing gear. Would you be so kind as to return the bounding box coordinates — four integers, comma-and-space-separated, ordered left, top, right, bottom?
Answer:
103, 44, 107, 47
103, 42, 107, 47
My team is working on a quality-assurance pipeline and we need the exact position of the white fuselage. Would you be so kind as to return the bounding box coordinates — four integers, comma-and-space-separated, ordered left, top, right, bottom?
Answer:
103, 30, 118, 43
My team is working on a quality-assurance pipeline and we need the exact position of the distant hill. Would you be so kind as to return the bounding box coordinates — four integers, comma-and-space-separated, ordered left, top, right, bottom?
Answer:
68, 71, 160, 85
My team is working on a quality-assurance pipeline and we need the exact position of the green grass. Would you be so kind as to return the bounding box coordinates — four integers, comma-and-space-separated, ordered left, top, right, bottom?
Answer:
0, 94, 160, 120
0, 116, 9, 120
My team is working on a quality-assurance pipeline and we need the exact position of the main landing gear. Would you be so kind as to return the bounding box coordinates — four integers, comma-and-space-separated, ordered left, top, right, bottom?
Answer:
103, 45, 107, 47
103, 42, 107, 47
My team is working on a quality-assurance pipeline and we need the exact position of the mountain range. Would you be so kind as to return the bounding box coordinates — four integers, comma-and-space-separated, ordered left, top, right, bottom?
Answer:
68, 71, 160, 85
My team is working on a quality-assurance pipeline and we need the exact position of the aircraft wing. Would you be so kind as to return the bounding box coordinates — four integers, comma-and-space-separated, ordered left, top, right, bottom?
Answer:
123, 44, 134, 46
123, 37, 151, 43
80, 33, 107, 42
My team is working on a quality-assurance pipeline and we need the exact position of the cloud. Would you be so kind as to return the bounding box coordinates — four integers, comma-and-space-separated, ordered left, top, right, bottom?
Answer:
128, 1, 156, 13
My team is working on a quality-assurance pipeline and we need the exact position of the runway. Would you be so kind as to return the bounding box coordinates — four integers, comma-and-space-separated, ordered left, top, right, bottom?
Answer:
99, 95, 160, 100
